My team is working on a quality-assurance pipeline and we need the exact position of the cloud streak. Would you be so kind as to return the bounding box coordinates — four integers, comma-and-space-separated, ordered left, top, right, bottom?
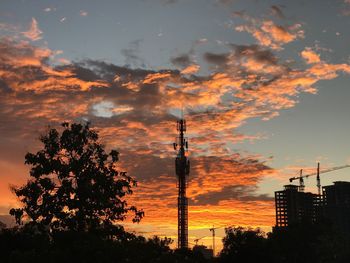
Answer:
22, 18, 42, 41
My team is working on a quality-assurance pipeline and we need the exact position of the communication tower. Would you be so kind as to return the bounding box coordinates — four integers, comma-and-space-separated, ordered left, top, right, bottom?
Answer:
173, 119, 190, 249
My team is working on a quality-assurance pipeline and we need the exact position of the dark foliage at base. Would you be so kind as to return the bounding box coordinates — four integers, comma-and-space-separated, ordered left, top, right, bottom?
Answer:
0, 226, 210, 263
219, 223, 350, 263
1, 223, 350, 263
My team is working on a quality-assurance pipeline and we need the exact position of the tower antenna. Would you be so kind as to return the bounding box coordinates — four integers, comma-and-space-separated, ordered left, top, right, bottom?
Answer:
174, 117, 190, 249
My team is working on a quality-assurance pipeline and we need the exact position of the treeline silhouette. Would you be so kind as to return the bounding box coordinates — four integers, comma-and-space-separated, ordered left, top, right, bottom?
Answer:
219, 223, 350, 263
1, 222, 349, 263
1, 122, 350, 262
0, 225, 209, 263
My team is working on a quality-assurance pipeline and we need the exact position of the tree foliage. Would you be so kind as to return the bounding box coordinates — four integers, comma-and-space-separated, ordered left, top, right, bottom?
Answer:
10, 122, 143, 233
219, 226, 269, 262
268, 222, 350, 263
219, 223, 350, 263
0, 227, 211, 263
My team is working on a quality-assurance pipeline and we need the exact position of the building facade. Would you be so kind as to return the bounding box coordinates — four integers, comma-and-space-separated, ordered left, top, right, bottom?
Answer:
323, 181, 350, 235
275, 181, 350, 237
275, 185, 322, 227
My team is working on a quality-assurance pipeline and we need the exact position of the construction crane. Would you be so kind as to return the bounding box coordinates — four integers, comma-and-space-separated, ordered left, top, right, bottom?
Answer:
209, 226, 221, 257
207, 224, 236, 256
193, 236, 206, 246
298, 169, 305, 192
289, 162, 350, 195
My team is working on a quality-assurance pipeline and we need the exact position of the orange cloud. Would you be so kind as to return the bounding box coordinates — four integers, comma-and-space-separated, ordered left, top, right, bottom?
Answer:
22, 18, 42, 41
181, 64, 200, 74
235, 13, 303, 50
301, 48, 321, 64
143, 72, 172, 84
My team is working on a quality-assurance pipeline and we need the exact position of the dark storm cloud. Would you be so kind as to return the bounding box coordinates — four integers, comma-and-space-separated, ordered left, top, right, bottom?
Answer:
190, 185, 274, 206
203, 44, 287, 76
170, 53, 191, 67
63, 64, 101, 82
120, 150, 174, 181
203, 52, 229, 67
233, 44, 278, 65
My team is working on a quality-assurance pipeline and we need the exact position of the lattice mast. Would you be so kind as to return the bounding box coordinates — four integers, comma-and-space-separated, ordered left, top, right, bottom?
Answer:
173, 119, 190, 249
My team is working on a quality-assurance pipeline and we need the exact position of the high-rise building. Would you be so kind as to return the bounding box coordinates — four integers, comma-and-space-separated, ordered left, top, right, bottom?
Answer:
275, 181, 350, 237
323, 181, 350, 235
275, 185, 322, 227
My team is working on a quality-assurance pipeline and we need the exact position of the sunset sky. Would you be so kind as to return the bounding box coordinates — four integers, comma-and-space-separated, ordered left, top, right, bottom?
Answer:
1, 0, 350, 252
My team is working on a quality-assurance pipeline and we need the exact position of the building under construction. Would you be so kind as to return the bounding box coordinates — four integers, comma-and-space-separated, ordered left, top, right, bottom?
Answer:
174, 119, 190, 249
275, 185, 322, 227
275, 181, 350, 236
323, 181, 350, 234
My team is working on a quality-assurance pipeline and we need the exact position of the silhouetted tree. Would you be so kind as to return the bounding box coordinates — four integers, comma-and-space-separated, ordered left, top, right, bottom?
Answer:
219, 226, 271, 263
0, 227, 211, 263
268, 222, 350, 263
10, 122, 143, 234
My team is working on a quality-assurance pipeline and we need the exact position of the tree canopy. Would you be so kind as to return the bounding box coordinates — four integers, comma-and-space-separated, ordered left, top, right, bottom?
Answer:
219, 226, 269, 262
10, 122, 143, 233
